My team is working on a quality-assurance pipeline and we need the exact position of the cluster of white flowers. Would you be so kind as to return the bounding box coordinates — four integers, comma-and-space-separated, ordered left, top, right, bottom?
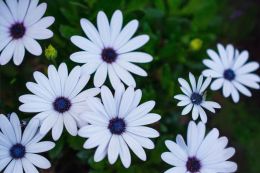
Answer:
0, 0, 259, 172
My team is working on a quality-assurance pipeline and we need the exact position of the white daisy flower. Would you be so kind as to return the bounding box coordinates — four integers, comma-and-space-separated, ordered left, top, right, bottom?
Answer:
78, 85, 161, 168
161, 121, 237, 173
0, 113, 55, 173
0, 0, 55, 65
203, 44, 260, 103
174, 73, 221, 123
19, 63, 100, 140
70, 10, 153, 88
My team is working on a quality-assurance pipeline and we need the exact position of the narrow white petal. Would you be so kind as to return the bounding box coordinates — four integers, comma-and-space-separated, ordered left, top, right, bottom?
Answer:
114, 20, 138, 49
24, 3, 47, 26
110, 10, 123, 45
117, 60, 147, 76
181, 104, 193, 115
23, 37, 42, 56
94, 63, 108, 87
97, 11, 110, 47
117, 35, 149, 54
112, 63, 136, 87
101, 86, 116, 117
71, 36, 101, 53
210, 78, 224, 91
64, 113, 77, 136
0, 40, 16, 65
118, 52, 153, 63
26, 153, 51, 169
26, 141, 55, 153
108, 135, 120, 164
21, 118, 40, 145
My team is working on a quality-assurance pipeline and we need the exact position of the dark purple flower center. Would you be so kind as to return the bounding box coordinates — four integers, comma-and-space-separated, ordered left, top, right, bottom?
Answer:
10, 144, 26, 159
53, 97, 71, 113
10, 22, 26, 39
101, 48, 117, 63
190, 92, 203, 105
108, 118, 126, 135
223, 69, 235, 81
186, 157, 201, 173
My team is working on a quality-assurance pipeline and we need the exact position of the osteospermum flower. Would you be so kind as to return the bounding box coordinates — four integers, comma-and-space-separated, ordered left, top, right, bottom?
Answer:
174, 73, 221, 123
70, 10, 153, 88
0, 113, 55, 173
0, 0, 55, 66
19, 63, 100, 140
161, 121, 237, 173
78, 85, 161, 168
203, 44, 260, 102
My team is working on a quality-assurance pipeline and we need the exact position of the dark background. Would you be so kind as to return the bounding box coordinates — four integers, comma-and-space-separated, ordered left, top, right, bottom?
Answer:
0, 0, 259, 172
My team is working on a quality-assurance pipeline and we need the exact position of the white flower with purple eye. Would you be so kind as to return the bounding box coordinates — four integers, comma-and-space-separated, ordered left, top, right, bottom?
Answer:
0, 113, 55, 173
19, 63, 100, 140
203, 44, 260, 103
161, 121, 237, 173
70, 10, 153, 88
78, 85, 161, 168
174, 73, 221, 123
0, 0, 55, 66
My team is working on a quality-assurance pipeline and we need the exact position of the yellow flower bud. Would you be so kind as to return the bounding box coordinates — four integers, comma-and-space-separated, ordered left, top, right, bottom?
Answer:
190, 38, 203, 51
45, 44, 57, 60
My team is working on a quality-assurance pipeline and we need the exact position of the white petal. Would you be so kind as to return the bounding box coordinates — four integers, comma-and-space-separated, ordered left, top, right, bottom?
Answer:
178, 78, 192, 94
3, 159, 15, 173
202, 69, 222, 78
192, 105, 199, 120
118, 136, 131, 168
23, 37, 42, 56
26, 141, 55, 153
198, 106, 208, 123
64, 66, 81, 97
21, 118, 40, 145
233, 50, 249, 70
0, 1, 14, 23
125, 101, 155, 122
97, 11, 110, 47
101, 86, 116, 117
94, 63, 108, 87
161, 152, 185, 167
223, 80, 232, 97
112, 63, 136, 87
0, 115, 16, 144
118, 86, 135, 118
81, 61, 102, 75
0, 157, 12, 172
108, 135, 120, 164
181, 104, 193, 115
110, 10, 123, 45
165, 140, 187, 161
5, 0, 18, 21
80, 18, 103, 48
40, 114, 58, 135
108, 64, 122, 89
232, 81, 252, 97
117, 35, 149, 54
13, 40, 25, 65
217, 44, 229, 68
199, 77, 212, 93
47, 65, 61, 96
114, 20, 138, 49
70, 51, 101, 63
210, 78, 224, 91
9, 113, 22, 143
122, 133, 147, 161
128, 113, 161, 126
127, 126, 159, 138
24, 2, 47, 26
117, 60, 147, 76
0, 40, 16, 65
189, 72, 196, 91
27, 28, 53, 40
71, 36, 101, 53
236, 62, 259, 75
118, 52, 153, 63
21, 158, 38, 173
26, 153, 51, 169
64, 113, 77, 136
164, 167, 186, 173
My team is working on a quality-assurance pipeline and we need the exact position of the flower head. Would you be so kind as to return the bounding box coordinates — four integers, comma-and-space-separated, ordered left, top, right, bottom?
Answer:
174, 72, 221, 123
70, 10, 153, 88
203, 44, 260, 102
0, 0, 55, 65
19, 63, 100, 140
0, 113, 55, 173
78, 85, 161, 168
161, 121, 237, 173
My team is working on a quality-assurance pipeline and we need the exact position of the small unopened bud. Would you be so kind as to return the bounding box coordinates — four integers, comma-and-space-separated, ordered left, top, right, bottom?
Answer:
45, 44, 58, 60
190, 38, 203, 51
